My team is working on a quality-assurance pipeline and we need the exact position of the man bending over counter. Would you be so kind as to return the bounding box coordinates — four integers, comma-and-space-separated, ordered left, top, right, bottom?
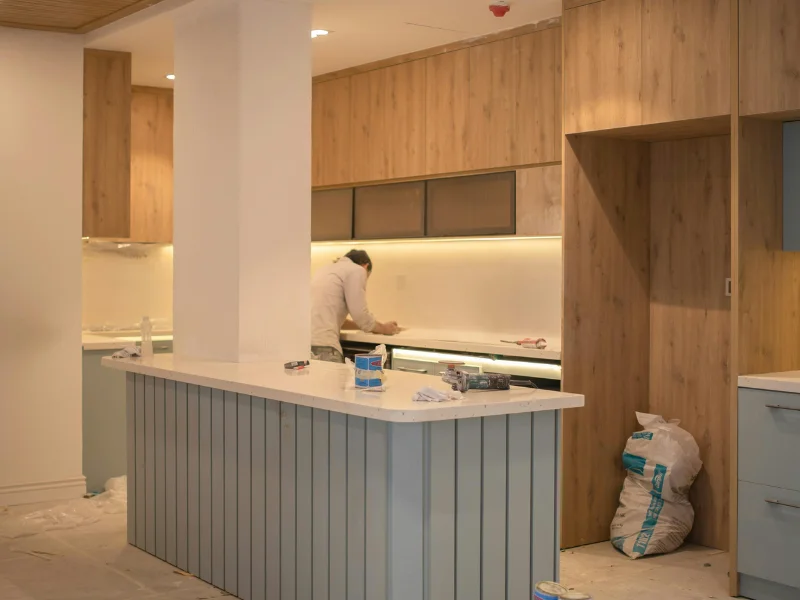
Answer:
310, 249, 400, 363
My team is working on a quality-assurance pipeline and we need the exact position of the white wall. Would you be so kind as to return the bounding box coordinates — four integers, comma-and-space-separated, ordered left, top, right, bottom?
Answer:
82, 243, 173, 332
0, 28, 85, 504
311, 238, 563, 344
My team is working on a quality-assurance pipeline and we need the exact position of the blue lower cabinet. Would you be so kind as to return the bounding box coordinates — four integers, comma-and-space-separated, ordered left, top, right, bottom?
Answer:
738, 387, 800, 600
125, 373, 563, 600
83, 342, 172, 493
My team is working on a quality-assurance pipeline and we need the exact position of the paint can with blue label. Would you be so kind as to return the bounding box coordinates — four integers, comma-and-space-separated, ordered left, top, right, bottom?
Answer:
534, 581, 568, 600
354, 353, 383, 389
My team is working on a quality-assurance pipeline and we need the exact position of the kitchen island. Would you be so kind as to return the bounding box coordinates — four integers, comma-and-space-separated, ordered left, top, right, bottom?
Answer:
103, 354, 583, 600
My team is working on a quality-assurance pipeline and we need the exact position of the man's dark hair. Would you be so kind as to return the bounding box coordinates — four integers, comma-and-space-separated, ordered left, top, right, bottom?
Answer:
345, 249, 373, 273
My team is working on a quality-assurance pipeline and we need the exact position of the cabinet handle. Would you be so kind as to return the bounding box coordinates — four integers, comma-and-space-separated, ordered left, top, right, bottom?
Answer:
766, 404, 800, 412
396, 367, 428, 374
765, 498, 800, 510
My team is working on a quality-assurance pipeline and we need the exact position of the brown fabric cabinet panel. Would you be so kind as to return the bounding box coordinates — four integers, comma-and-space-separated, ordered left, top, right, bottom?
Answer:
426, 172, 516, 237
354, 182, 425, 239
311, 188, 354, 241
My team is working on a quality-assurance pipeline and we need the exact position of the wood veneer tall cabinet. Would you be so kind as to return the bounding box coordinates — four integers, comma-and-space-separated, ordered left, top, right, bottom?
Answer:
560, 0, 734, 552
561, 1, 800, 583
731, 1, 800, 595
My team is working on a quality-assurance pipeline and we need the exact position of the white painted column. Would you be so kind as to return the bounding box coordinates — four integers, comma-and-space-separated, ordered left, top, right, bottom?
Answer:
173, 0, 312, 362
0, 28, 84, 504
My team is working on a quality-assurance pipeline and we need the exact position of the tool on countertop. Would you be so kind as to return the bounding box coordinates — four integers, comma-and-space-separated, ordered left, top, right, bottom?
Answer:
284, 360, 310, 370
500, 337, 548, 349
439, 361, 538, 393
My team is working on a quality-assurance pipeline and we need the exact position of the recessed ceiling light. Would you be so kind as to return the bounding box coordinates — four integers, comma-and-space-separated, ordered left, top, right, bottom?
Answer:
165, 73, 176, 80
311, 29, 329, 38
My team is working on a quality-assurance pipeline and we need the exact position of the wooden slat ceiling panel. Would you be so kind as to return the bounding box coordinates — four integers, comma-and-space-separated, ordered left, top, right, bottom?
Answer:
0, 0, 165, 32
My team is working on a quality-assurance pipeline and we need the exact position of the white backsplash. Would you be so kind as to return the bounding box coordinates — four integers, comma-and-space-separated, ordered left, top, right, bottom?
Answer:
82, 242, 173, 332
311, 238, 563, 342
82, 237, 563, 341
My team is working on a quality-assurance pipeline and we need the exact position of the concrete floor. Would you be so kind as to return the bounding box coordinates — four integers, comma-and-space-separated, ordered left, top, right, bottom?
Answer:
0, 500, 733, 600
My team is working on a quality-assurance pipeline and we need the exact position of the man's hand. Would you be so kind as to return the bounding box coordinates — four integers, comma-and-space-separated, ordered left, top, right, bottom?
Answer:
374, 321, 401, 336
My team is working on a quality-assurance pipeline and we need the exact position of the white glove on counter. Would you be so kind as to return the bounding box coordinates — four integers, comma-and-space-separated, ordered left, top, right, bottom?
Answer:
412, 386, 463, 403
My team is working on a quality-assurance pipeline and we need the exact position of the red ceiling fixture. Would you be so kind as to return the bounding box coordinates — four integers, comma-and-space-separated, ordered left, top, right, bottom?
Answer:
489, 1, 511, 17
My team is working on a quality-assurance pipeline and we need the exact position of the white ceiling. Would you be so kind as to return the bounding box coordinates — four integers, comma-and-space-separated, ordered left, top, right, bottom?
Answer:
85, 0, 561, 88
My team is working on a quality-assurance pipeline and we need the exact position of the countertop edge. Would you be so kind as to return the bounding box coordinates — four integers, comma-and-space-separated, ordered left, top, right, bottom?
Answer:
102, 357, 583, 422
738, 375, 800, 395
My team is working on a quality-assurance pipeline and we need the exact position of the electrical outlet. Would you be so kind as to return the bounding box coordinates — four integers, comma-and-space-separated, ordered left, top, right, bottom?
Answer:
396, 274, 407, 291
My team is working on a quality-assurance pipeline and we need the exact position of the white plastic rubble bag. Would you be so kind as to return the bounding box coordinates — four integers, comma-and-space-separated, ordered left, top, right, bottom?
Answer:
610, 412, 703, 558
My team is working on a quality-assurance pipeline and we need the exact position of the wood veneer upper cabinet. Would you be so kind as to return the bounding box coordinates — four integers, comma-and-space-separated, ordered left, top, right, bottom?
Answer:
350, 61, 426, 183
312, 78, 351, 186
427, 172, 516, 237
425, 49, 470, 175
563, 0, 643, 134
516, 165, 562, 236
354, 181, 425, 239
740, 0, 800, 117
564, 0, 730, 134
312, 188, 353, 241
466, 38, 516, 169
83, 49, 132, 238
642, 0, 730, 124
515, 29, 560, 165
130, 87, 173, 243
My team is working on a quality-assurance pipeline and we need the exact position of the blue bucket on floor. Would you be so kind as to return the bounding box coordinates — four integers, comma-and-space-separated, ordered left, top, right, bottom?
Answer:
354, 353, 383, 388
534, 581, 568, 600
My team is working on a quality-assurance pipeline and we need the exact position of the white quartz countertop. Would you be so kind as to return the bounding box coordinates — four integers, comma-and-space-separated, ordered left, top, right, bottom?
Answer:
739, 371, 800, 394
83, 333, 173, 351
341, 328, 561, 361
102, 354, 582, 423
84, 329, 560, 360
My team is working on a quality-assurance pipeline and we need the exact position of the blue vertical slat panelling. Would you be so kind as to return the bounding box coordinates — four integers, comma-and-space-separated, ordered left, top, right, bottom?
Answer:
532, 410, 558, 583
187, 384, 201, 577
388, 423, 425, 600
427, 420, 456, 600
328, 411, 348, 600
265, 400, 281, 600
175, 382, 189, 571
365, 419, 388, 600
506, 414, 533, 600
155, 378, 167, 560
224, 391, 238, 596
296, 406, 313, 600
347, 416, 366, 600
482, 415, 508, 600
126, 373, 136, 546
145, 376, 156, 555
198, 386, 213, 582
211, 389, 226, 588
251, 398, 267, 600
135, 374, 146, 549
312, 409, 330, 600
238, 395, 252, 600
165, 380, 177, 566
280, 403, 297, 600
455, 418, 481, 600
